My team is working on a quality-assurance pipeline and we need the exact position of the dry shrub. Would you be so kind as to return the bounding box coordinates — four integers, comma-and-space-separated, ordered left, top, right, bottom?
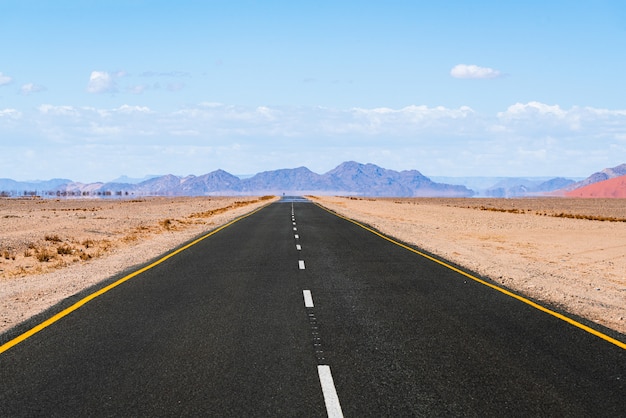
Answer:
56, 243, 74, 255
98, 240, 113, 251
81, 239, 95, 248
44, 234, 62, 243
121, 234, 139, 243
79, 252, 92, 261
35, 248, 56, 262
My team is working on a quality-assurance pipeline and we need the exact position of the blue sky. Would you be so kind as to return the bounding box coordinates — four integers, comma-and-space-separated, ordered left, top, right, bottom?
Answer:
1, 0, 625, 182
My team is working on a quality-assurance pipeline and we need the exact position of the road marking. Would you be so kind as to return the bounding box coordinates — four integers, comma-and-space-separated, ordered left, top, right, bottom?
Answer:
315, 203, 626, 351
299, 260, 305, 270
318, 365, 344, 418
307, 312, 326, 363
303, 290, 314, 307
294, 234, 299, 239
293, 227, 297, 231
293, 221, 296, 225
296, 244, 302, 250
0, 204, 272, 356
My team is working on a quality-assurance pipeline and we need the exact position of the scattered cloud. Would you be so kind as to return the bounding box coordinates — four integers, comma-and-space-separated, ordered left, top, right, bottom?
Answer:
116, 104, 152, 114
86, 71, 126, 94
2, 101, 625, 179
450, 64, 502, 79
20, 83, 46, 95
499, 101, 566, 118
38, 104, 80, 117
14, 101, 626, 141
0, 72, 13, 86
0, 108, 22, 119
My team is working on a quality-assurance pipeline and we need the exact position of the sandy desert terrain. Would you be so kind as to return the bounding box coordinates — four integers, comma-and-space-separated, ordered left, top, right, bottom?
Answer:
312, 196, 626, 336
1, 195, 625, 339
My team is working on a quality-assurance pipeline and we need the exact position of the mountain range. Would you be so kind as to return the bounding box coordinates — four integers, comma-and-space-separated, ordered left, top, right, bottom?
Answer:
1, 161, 625, 198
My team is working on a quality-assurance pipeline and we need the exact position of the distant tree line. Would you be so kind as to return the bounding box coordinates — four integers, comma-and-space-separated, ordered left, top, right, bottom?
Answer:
0, 190, 132, 198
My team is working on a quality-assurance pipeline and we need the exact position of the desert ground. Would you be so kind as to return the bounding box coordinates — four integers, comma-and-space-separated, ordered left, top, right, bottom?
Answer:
1, 195, 625, 338
311, 196, 626, 336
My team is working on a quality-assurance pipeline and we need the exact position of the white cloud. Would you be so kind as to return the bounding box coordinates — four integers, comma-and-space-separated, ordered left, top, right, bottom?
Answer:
496, 102, 626, 134
86, 71, 121, 94
3, 101, 626, 179
0, 108, 22, 119
347, 105, 477, 135
499, 101, 566, 118
20, 83, 46, 95
0, 72, 12, 86
450, 64, 502, 79
116, 104, 152, 114
38, 104, 80, 117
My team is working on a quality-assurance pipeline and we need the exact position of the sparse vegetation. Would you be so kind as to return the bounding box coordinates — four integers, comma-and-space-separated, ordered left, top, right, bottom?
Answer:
44, 234, 62, 243
0, 196, 276, 278
35, 248, 56, 262
474, 204, 626, 222
81, 239, 95, 248
56, 244, 74, 255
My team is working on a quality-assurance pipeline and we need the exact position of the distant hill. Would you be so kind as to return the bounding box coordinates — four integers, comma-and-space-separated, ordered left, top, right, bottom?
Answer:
430, 176, 576, 197
5, 161, 624, 198
565, 175, 626, 198
0, 178, 73, 195
0, 162, 474, 198
564, 163, 626, 191
482, 177, 575, 197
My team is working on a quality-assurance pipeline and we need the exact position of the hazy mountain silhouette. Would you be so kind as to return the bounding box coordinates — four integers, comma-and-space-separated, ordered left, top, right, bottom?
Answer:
3, 161, 624, 198
0, 162, 473, 197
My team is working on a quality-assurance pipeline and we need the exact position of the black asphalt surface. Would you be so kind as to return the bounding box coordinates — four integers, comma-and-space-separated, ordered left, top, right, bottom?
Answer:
1, 198, 624, 417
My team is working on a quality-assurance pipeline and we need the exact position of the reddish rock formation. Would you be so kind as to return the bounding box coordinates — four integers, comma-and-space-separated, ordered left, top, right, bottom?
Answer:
565, 175, 626, 198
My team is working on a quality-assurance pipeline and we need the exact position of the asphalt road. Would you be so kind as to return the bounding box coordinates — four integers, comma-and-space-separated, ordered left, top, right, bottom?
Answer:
1, 198, 624, 417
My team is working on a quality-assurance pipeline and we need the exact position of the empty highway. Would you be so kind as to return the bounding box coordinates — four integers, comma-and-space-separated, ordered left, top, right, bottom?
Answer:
1, 197, 624, 417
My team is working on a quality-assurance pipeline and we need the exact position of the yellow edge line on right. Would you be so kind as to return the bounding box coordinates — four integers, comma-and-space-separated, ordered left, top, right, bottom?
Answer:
316, 203, 626, 351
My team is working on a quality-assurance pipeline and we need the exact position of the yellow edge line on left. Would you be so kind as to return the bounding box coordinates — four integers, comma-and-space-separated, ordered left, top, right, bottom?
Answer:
0, 204, 268, 356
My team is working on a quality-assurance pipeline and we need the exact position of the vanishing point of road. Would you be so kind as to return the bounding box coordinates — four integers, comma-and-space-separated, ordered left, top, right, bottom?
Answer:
1, 197, 624, 416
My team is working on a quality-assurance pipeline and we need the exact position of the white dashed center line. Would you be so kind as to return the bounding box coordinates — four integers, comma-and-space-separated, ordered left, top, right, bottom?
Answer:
318, 365, 344, 418
303, 290, 314, 308
291, 206, 343, 417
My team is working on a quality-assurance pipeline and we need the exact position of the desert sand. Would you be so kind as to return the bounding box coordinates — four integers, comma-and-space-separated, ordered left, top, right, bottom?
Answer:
1, 195, 625, 339
312, 196, 626, 336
